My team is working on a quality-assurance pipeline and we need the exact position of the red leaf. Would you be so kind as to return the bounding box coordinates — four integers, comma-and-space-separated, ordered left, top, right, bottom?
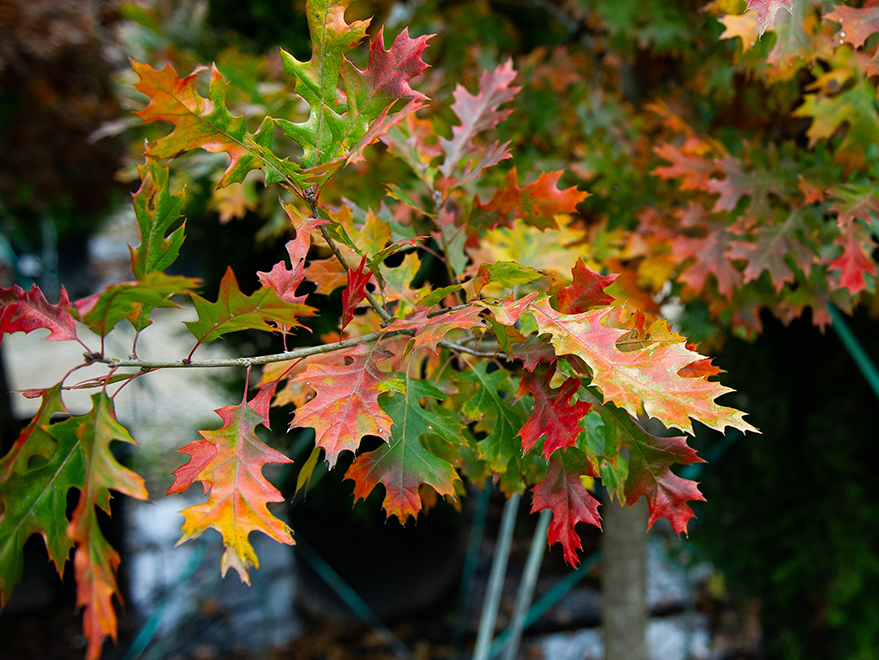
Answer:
476, 168, 589, 231
516, 365, 592, 460
290, 343, 404, 467
257, 211, 330, 303
531, 448, 601, 567
0, 284, 78, 345
626, 429, 705, 534
830, 222, 876, 295
167, 381, 293, 584
556, 259, 617, 313
341, 256, 375, 329
353, 27, 430, 102
746, 0, 793, 35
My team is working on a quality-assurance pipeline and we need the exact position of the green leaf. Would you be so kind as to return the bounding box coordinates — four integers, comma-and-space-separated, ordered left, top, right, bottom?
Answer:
186, 268, 315, 352
277, 0, 430, 173
74, 272, 200, 337
345, 378, 461, 521
0, 384, 80, 607
455, 363, 529, 492
130, 159, 186, 280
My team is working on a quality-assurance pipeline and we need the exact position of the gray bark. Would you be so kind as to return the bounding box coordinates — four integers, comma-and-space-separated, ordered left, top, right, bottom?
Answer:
601, 496, 649, 660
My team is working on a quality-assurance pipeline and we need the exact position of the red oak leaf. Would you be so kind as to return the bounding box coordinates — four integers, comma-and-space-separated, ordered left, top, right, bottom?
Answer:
439, 60, 519, 184
556, 258, 617, 313
527, 299, 756, 435
652, 139, 719, 191
666, 203, 742, 297
345, 379, 461, 521
290, 343, 404, 467
746, 0, 793, 35
167, 381, 293, 584
348, 27, 430, 102
727, 211, 815, 291
830, 222, 876, 295
257, 212, 330, 303
476, 168, 589, 231
824, 5, 879, 49
303, 257, 349, 294
0, 284, 78, 345
581, 392, 706, 535
516, 365, 592, 460
530, 448, 601, 567
385, 306, 485, 353
341, 256, 375, 329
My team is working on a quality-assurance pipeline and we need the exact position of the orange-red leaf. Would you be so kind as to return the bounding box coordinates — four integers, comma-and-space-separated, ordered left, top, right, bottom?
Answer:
290, 343, 404, 467
476, 168, 588, 231
825, 5, 879, 49
257, 212, 330, 303
527, 298, 756, 435
168, 382, 293, 584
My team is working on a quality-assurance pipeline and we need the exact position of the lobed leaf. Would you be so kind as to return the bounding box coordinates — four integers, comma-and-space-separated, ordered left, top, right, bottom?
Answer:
129, 159, 186, 280
185, 267, 314, 352
516, 365, 592, 461
527, 298, 757, 435
167, 381, 293, 584
0, 284, 78, 345
530, 448, 601, 566
290, 343, 404, 467
62, 393, 149, 660
345, 378, 461, 521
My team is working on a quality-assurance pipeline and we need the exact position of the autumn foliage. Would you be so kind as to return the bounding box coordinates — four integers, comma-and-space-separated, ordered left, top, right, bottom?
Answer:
5, 0, 879, 657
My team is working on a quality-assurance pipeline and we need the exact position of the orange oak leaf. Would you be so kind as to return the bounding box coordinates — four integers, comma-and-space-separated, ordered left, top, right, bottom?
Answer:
384, 305, 485, 353
825, 5, 879, 49
527, 298, 756, 435
133, 61, 294, 189
303, 257, 349, 294
475, 168, 589, 231
65, 394, 149, 660
290, 343, 404, 467
167, 381, 293, 584
530, 448, 601, 567
257, 212, 330, 303
0, 284, 79, 345
516, 365, 592, 460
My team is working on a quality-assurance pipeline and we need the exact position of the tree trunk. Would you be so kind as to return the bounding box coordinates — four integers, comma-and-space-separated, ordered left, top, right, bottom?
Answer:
601, 496, 648, 660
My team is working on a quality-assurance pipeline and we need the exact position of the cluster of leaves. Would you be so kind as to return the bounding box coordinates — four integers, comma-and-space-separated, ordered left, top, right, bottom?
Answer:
5, 0, 879, 657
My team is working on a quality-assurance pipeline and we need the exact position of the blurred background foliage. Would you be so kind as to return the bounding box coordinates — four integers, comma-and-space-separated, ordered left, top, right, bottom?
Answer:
2, 0, 879, 657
